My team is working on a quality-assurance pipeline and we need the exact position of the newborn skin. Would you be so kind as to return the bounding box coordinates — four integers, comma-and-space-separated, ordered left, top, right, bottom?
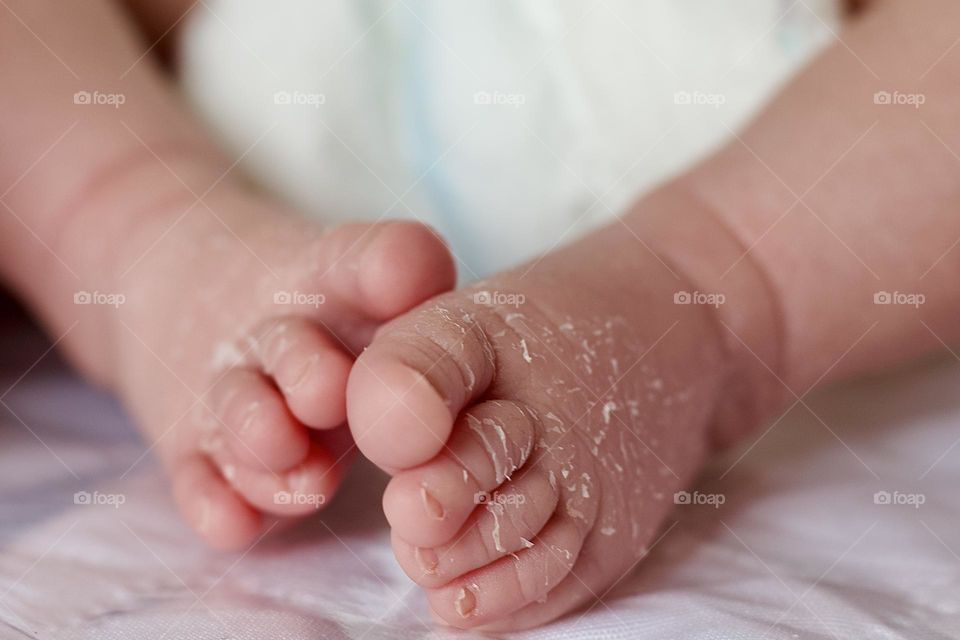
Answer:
346, 193, 777, 629
0, 0, 458, 551
9, 0, 960, 630
108, 186, 454, 550
347, 0, 960, 626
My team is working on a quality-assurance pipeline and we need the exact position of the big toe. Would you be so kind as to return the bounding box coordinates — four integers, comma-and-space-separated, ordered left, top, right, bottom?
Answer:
346, 302, 498, 471
325, 220, 456, 322
383, 400, 539, 547
171, 454, 263, 551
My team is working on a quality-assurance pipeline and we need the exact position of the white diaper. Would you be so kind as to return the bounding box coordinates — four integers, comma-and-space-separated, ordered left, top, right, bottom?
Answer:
181, 0, 840, 277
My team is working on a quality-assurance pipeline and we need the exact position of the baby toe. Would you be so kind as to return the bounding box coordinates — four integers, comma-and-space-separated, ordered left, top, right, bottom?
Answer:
425, 513, 585, 628
347, 302, 498, 471
474, 565, 613, 632
209, 368, 310, 472
382, 400, 538, 547
308, 220, 454, 324
209, 442, 345, 517
393, 465, 558, 588
254, 317, 352, 429
351, 220, 455, 320
171, 453, 263, 551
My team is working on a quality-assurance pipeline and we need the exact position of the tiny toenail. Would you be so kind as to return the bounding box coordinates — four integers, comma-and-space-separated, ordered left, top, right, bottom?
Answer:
239, 401, 260, 435
415, 547, 438, 574
199, 432, 225, 455
282, 355, 316, 394
288, 464, 313, 495
454, 586, 477, 618
420, 485, 445, 520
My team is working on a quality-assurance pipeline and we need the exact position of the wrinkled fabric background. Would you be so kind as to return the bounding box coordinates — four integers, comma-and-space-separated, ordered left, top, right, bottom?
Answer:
180, 0, 840, 277
1, 315, 959, 639
4, 1, 960, 638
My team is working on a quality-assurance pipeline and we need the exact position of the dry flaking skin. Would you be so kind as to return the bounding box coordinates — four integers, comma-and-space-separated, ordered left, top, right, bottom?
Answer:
347, 247, 730, 630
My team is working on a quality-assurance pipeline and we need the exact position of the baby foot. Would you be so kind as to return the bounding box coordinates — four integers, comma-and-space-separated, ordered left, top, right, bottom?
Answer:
100, 186, 454, 551
347, 204, 778, 628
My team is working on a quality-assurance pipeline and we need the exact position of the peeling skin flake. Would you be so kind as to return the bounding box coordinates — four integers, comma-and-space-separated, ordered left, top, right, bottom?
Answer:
565, 498, 586, 521
468, 415, 505, 483
519, 428, 534, 461
551, 545, 573, 561
487, 502, 506, 552
211, 341, 244, 370
483, 417, 515, 478
580, 473, 592, 498
519, 338, 533, 363
602, 401, 617, 424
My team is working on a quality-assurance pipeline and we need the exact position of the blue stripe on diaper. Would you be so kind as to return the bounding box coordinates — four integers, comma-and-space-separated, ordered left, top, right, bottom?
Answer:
404, 4, 486, 281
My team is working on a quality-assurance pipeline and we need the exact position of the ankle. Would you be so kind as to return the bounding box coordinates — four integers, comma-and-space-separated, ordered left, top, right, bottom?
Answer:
621, 181, 789, 449
47, 144, 238, 388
